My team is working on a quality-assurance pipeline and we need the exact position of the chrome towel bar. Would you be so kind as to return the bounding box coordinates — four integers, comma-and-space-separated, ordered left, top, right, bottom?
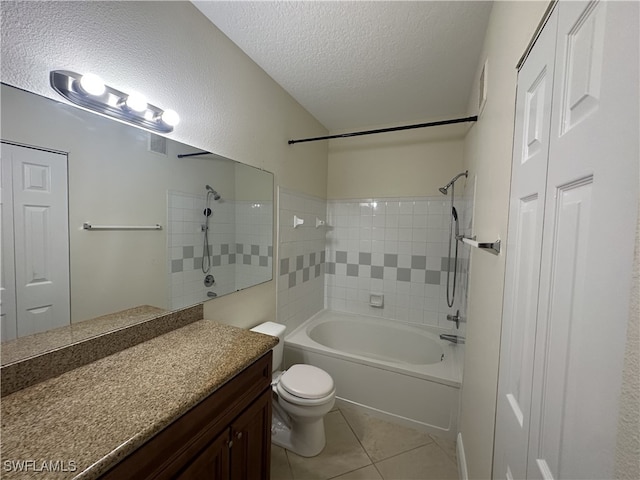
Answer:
83, 222, 162, 231
457, 235, 501, 255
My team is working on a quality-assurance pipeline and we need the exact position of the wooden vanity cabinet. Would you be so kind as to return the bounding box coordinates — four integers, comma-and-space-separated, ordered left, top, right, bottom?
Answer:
178, 389, 271, 480
100, 352, 272, 480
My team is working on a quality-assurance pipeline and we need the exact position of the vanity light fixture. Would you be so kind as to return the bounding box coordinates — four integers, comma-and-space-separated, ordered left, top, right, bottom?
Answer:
50, 70, 179, 133
123, 92, 148, 113
77, 73, 106, 96
161, 109, 180, 127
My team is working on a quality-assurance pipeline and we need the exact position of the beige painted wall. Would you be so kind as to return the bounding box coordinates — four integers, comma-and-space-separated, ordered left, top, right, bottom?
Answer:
0, 1, 328, 329
327, 123, 465, 199
459, 2, 550, 478
615, 204, 640, 479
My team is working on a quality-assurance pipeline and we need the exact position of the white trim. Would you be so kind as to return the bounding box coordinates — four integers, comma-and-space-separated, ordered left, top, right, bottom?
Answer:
457, 432, 468, 480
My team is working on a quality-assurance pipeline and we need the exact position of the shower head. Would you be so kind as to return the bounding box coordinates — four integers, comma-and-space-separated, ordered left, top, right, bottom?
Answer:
439, 170, 469, 196
205, 185, 221, 201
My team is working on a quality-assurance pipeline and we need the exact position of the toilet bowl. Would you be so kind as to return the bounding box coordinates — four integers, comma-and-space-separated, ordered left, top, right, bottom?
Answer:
250, 322, 335, 457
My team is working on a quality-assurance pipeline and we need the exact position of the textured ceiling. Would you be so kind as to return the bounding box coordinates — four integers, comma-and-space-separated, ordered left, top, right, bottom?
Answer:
193, 1, 493, 131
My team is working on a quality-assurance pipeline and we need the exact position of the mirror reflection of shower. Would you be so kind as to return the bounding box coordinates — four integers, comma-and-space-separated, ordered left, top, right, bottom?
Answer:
202, 185, 222, 274
439, 171, 468, 308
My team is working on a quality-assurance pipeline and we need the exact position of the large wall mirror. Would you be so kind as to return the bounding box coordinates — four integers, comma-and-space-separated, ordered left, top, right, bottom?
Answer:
1, 83, 274, 349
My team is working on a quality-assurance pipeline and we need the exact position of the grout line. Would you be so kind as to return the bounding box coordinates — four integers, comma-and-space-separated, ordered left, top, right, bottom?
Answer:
278, 407, 455, 480
429, 437, 458, 466
326, 466, 373, 480
371, 442, 430, 464
337, 406, 435, 466
281, 447, 295, 480
372, 462, 386, 480
336, 408, 377, 465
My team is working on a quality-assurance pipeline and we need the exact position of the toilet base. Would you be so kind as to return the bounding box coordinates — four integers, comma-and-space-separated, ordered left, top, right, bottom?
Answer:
271, 411, 327, 457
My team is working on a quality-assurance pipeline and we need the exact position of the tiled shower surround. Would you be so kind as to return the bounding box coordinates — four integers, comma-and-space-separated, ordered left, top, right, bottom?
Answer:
277, 188, 472, 332
168, 191, 272, 309
277, 188, 327, 330
325, 196, 470, 329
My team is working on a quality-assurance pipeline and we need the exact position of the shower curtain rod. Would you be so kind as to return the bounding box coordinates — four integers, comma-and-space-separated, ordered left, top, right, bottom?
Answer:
177, 151, 212, 158
288, 115, 478, 145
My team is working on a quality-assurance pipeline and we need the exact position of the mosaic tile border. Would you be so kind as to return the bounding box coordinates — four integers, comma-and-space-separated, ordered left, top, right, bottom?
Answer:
171, 243, 273, 273
326, 251, 465, 284
279, 251, 326, 288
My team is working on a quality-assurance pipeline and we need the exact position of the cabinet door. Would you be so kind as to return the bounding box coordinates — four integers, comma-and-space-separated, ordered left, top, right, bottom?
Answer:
177, 429, 231, 480
230, 388, 272, 480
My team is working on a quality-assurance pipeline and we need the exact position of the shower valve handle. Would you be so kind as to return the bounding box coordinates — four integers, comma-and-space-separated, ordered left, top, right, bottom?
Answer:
446, 310, 461, 329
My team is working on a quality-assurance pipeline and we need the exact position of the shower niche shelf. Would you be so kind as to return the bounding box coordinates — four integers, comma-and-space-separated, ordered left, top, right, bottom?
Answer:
458, 235, 501, 255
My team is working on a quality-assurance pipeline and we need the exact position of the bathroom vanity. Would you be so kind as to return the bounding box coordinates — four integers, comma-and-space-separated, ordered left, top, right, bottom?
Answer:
100, 351, 272, 479
0, 311, 278, 479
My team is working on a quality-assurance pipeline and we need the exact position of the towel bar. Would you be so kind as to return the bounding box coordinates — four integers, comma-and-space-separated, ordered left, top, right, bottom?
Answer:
83, 222, 162, 231
457, 235, 501, 255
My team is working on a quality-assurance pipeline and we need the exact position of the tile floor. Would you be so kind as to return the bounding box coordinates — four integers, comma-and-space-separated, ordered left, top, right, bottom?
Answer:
271, 405, 458, 480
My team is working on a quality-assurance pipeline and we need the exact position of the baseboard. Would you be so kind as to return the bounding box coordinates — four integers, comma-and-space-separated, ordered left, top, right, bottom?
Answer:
457, 432, 469, 480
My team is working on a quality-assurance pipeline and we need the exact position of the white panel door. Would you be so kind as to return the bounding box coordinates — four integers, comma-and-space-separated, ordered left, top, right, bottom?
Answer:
0, 149, 17, 341
493, 10, 558, 480
527, 1, 639, 479
2, 143, 71, 337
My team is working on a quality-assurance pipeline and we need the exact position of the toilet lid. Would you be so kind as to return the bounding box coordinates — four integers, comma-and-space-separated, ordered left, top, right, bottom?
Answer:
279, 364, 334, 399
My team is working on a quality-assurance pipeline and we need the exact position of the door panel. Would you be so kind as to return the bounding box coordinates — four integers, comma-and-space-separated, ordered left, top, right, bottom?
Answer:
0, 152, 17, 341
177, 430, 230, 479
495, 1, 638, 478
559, 1, 606, 135
1, 143, 70, 338
493, 10, 557, 479
532, 178, 593, 480
527, 1, 639, 479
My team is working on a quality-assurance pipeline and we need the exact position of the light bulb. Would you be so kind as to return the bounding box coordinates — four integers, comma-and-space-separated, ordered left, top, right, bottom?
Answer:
161, 109, 180, 127
78, 73, 105, 96
125, 93, 147, 112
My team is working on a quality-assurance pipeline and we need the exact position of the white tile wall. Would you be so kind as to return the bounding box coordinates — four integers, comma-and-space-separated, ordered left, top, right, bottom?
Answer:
277, 188, 326, 331
168, 192, 272, 309
275, 187, 473, 333
325, 196, 470, 329
235, 200, 273, 290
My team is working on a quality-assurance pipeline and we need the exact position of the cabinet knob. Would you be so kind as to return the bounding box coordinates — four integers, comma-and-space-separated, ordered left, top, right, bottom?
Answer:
236, 431, 243, 440
227, 440, 233, 449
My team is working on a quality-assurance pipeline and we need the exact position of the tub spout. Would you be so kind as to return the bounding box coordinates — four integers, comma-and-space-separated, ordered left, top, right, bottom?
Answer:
440, 334, 465, 345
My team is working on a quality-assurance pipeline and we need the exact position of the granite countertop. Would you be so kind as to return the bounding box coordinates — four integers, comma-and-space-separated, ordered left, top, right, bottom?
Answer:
0, 319, 278, 479
1, 306, 166, 366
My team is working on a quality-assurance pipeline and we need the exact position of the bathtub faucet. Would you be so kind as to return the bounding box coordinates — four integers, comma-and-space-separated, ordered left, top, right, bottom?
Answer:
440, 334, 465, 345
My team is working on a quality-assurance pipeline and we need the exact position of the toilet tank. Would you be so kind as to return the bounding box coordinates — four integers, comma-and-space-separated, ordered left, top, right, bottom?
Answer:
250, 322, 286, 372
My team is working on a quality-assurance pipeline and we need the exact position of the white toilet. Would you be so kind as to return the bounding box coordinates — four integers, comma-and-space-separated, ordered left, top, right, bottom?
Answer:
251, 321, 335, 457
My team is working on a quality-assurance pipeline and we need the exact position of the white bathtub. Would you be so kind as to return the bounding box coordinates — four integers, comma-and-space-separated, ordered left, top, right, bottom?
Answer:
284, 310, 463, 438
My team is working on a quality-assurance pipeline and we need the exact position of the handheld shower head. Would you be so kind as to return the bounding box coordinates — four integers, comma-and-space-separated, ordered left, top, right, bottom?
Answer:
205, 185, 221, 201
